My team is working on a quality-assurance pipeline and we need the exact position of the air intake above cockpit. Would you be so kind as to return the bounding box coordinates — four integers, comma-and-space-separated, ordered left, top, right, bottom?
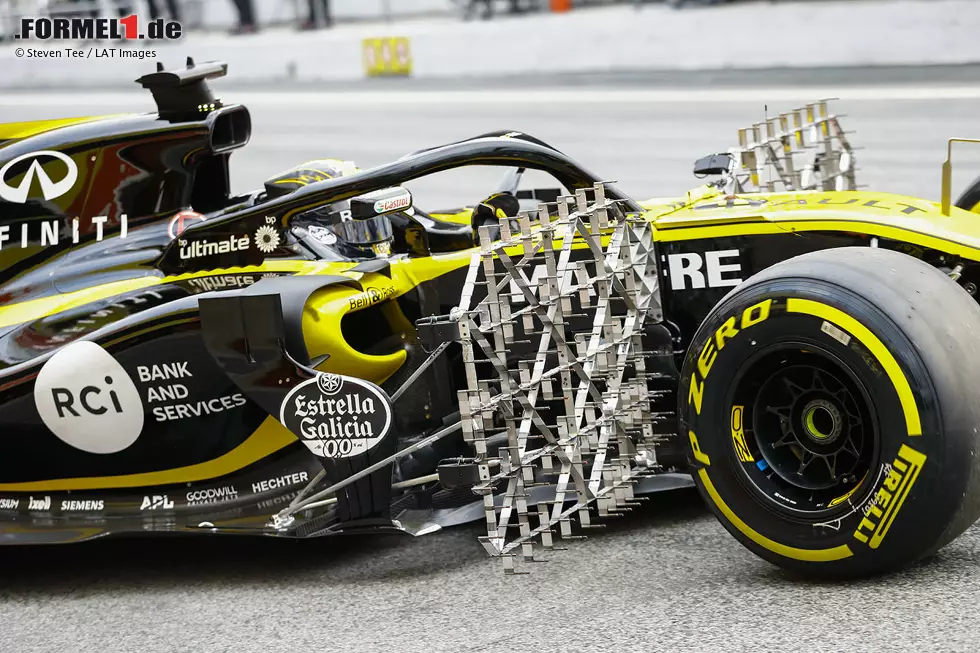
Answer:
135, 57, 228, 122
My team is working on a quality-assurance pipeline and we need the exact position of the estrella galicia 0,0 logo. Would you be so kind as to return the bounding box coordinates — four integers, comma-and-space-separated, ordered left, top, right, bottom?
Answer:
279, 373, 392, 459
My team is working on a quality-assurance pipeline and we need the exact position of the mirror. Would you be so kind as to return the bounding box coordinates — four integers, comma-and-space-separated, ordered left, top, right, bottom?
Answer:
350, 187, 413, 221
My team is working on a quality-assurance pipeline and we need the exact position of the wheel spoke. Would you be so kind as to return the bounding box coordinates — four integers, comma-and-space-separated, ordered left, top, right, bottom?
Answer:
812, 370, 829, 392
745, 357, 874, 512
772, 424, 796, 449
822, 453, 838, 480
766, 405, 791, 420
772, 436, 795, 449
797, 451, 816, 475
782, 376, 807, 399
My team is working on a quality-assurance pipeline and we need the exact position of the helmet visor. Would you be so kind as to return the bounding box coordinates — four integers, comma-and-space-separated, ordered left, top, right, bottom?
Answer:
331, 215, 394, 246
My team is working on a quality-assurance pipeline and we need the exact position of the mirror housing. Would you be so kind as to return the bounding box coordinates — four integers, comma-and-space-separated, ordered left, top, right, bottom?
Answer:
350, 187, 413, 220
693, 153, 733, 177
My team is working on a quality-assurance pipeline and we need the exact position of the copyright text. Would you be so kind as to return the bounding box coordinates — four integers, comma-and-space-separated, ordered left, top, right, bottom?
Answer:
14, 47, 157, 59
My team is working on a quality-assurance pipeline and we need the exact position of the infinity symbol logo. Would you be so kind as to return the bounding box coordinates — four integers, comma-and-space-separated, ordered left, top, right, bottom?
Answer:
0, 150, 78, 204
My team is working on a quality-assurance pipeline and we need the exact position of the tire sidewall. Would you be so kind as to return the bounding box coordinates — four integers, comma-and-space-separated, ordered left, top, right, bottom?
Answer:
679, 277, 952, 574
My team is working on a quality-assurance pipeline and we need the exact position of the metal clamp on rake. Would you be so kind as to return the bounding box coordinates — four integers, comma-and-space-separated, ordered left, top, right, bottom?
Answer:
449, 182, 665, 573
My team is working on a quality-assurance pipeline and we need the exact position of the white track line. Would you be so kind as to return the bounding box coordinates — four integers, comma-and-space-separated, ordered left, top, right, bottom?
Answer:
2, 85, 980, 107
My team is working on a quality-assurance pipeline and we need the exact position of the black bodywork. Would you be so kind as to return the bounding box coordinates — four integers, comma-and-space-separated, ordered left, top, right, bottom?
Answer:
0, 60, 653, 543
1, 60, 977, 544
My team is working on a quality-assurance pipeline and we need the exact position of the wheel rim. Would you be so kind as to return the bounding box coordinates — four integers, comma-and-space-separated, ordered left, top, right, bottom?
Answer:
728, 343, 879, 519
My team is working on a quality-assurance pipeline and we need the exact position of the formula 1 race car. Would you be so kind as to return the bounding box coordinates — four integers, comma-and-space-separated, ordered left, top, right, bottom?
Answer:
3, 59, 980, 579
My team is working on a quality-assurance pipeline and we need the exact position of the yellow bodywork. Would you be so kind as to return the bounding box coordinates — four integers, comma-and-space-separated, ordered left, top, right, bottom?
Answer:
4, 186, 980, 350
0, 253, 478, 490
0, 116, 117, 141
4, 182, 980, 491
0, 250, 476, 388
639, 186, 980, 261
300, 251, 476, 384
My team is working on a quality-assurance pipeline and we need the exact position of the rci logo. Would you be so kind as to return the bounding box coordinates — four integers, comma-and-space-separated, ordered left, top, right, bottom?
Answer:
34, 341, 144, 454
0, 150, 78, 203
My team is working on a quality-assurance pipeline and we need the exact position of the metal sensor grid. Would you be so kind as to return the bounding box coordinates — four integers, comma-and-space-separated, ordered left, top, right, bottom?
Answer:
726, 100, 858, 194
450, 183, 663, 573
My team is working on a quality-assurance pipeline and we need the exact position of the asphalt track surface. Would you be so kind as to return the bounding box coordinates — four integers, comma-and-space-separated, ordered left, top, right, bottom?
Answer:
4, 84, 980, 653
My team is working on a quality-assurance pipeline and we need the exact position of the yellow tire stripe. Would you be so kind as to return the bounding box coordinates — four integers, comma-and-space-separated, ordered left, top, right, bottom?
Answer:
870, 444, 926, 549
0, 416, 297, 492
697, 468, 853, 562
730, 405, 754, 463
786, 298, 921, 436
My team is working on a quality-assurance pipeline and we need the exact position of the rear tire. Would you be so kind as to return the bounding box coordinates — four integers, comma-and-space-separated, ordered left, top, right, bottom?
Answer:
678, 246, 980, 578
954, 174, 980, 213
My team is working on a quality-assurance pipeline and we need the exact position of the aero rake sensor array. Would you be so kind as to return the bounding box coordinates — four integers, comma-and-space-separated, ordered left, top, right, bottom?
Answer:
718, 100, 858, 194
446, 184, 670, 573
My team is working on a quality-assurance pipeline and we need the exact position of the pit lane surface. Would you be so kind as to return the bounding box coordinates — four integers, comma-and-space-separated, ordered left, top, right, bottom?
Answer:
3, 87, 980, 653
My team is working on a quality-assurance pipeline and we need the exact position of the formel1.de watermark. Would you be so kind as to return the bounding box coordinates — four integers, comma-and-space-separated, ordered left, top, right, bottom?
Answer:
14, 15, 181, 41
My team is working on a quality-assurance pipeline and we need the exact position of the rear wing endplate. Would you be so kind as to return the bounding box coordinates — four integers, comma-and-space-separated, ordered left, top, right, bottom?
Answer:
941, 138, 980, 216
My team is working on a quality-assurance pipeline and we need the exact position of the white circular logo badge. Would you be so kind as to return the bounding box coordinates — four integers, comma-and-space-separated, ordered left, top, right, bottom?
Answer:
33, 341, 144, 454
317, 373, 343, 395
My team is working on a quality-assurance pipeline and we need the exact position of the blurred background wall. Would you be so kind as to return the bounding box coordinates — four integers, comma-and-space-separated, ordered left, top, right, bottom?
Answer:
1, 0, 787, 34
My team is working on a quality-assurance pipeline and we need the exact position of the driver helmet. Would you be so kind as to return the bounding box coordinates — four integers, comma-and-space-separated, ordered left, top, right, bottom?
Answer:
263, 159, 398, 257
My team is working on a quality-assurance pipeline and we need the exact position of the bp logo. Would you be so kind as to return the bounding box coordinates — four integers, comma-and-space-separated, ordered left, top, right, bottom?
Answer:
279, 373, 392, 459
254, 224, 280, 254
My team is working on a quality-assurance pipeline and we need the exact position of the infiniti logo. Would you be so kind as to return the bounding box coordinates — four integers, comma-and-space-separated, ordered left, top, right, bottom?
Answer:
0, 150, 78, 204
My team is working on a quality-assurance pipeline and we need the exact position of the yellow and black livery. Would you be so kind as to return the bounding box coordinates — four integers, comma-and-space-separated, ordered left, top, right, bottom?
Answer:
3, 59, 980, 581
